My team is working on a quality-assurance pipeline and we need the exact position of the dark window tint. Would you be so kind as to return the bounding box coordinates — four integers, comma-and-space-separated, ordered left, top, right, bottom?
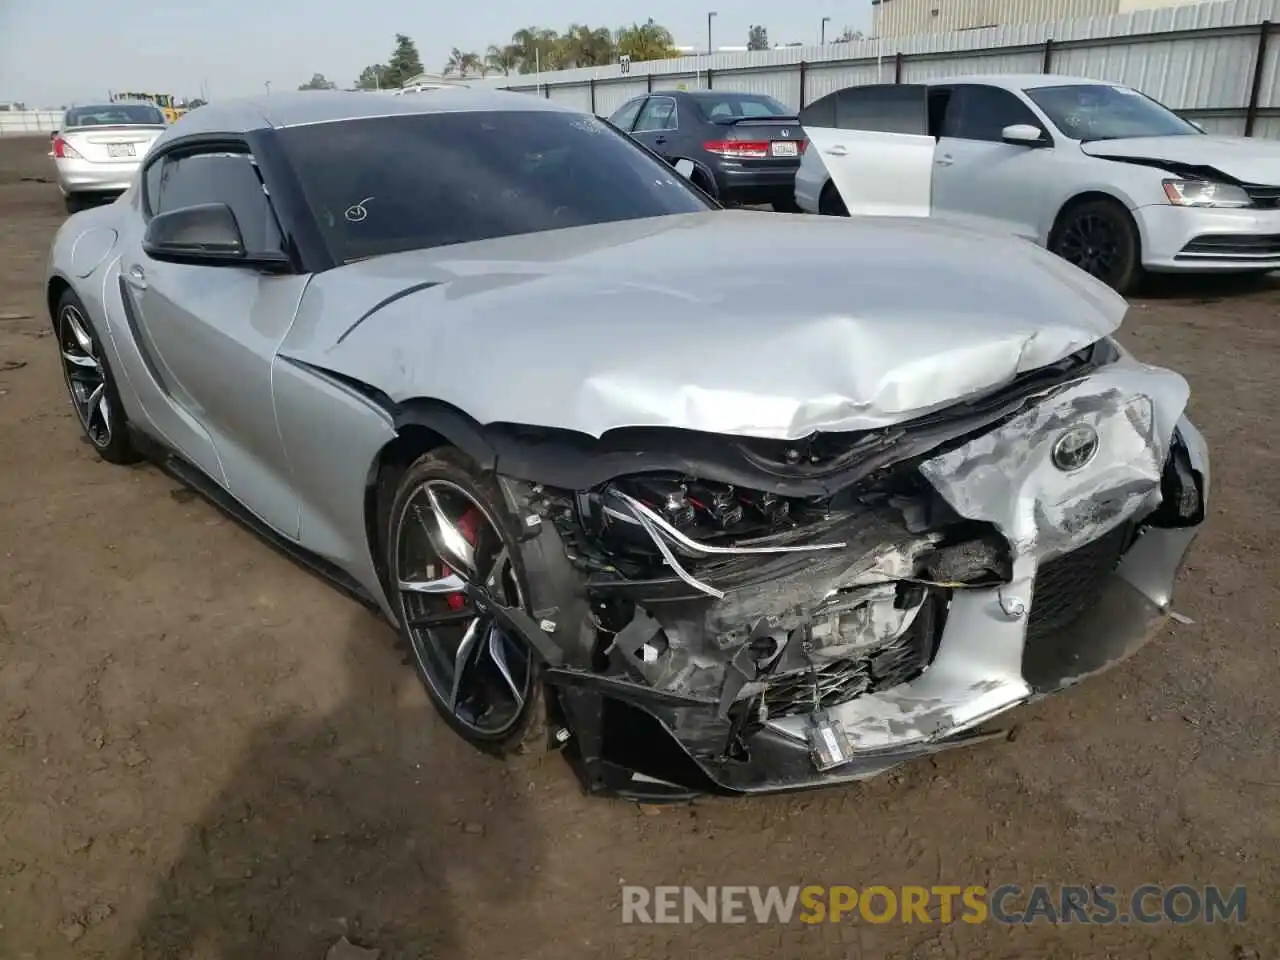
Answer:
278, 110, 712, 263
634, 97, 677, 132
148, 151, 283, 256
799, 85, 927, 134
65, 103, 165, 127
609, 98, 644, 131
695, 94, 792, 121
941, 85, 1045, 141
1025, 83, 1199, 141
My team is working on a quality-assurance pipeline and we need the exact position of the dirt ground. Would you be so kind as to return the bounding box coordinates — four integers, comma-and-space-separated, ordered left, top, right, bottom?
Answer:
1, 133, 1278, 960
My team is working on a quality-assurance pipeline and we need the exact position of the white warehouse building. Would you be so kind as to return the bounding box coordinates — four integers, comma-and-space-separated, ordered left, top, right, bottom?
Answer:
871, 0, 1193, 37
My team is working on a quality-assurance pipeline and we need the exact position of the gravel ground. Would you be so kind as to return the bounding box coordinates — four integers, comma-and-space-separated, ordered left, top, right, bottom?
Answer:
1, 134, 1278, 960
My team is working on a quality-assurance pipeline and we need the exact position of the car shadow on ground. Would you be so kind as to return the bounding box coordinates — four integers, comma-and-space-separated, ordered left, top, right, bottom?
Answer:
122, 609, 544, 959
1135, 270, 1280, 301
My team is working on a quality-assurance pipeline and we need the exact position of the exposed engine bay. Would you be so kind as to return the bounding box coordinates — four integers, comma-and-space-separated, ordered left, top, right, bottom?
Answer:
469, 341, 1209, 797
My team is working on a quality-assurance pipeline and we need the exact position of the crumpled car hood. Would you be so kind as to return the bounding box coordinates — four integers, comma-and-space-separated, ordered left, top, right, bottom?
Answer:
284, 210, 1128, 440
1082, 134, 1280, 183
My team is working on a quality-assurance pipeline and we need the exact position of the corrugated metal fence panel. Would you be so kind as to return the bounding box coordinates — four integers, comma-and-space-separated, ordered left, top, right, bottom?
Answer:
1049, 29, 1258, 108
1261, 25, 1280, 106
1255, 113, 1280, 136
710, 69, 800, 109
594, 79, 648, 115
900, 49, 1044, 81
651, 73, 700, 91
1191, 113, 1249, 133
804, 62, 890, 103
0, 110, 60, 135
547, 83, 593, 112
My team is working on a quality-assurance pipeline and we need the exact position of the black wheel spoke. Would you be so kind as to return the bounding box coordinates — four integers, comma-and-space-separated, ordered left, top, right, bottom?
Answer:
57, 304, 111, 449
394, 478, 534, 737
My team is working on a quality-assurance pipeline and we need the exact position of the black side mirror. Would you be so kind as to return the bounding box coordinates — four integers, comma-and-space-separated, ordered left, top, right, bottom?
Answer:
144, 202, 245, 263
143, 202, 289, 270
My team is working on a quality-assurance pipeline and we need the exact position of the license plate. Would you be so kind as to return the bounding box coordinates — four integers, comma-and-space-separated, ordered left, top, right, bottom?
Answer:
771, 141, 799, 158
107, 143, 136, 158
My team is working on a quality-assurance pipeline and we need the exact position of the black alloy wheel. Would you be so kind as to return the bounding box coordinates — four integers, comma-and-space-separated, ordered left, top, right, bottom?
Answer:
1049, 198, 1142, 294
388, 450, 544, 753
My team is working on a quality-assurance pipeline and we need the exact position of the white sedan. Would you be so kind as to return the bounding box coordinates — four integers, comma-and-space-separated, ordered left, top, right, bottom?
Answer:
49, 101, 168, 214
795, 74, 1280, 292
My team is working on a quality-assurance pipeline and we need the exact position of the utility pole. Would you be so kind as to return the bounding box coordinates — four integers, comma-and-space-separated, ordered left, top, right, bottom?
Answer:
707, 10, 717, 53
264, 80, 271, 95
821, 16, 831, 44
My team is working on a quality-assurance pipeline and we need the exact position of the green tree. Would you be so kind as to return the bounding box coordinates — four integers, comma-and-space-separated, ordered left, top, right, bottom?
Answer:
834, 27, 865, 42
355, 64, 390, 90
509, 26, 562, 73
443, 48, 483, 77
297, 72, 336, 91
615, 19, 678, 63
560, 24, 616, 67
383, 33, 424, 88
485, 44, 520, 76
747, 25, 769, 51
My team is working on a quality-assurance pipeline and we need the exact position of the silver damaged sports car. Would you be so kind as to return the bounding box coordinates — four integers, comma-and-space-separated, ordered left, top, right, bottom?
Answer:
46, 91, 1210, 798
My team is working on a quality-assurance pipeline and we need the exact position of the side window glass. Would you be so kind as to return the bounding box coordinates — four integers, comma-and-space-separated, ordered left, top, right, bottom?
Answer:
943, 86, 1044, 142
635, 97, 677, 133
609, 99, 644, 131
799, 92, 837, 128
834, 86, 928, 134
156, 151, 284, 256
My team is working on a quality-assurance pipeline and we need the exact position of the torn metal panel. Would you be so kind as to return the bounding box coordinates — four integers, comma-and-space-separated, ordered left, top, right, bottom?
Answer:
918, 360, 1190, 562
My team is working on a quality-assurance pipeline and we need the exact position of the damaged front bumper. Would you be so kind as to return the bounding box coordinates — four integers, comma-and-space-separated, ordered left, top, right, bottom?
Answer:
490, 359, 1210, 799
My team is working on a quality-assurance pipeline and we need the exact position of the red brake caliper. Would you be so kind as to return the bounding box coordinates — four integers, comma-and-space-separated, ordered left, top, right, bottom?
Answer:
443, 508, 483, 612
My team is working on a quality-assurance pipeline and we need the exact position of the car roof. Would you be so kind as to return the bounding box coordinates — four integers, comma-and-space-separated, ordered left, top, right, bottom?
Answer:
165, 89, 574, 137
929, 74, 1121, 91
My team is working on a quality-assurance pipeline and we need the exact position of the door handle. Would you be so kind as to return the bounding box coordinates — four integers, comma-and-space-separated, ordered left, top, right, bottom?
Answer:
824, 145, 848, 157
935, 154, 955, 166
126, 264, 147, 290
654, 136, 668, 145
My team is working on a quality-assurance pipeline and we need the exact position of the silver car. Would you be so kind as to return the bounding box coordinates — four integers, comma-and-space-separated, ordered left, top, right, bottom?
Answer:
797, 74, 1280, 292
50, 101, 167, 213
45, 90, 1209, 799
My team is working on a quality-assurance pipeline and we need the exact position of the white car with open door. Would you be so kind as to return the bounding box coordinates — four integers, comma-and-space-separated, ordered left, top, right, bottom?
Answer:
797, 74, 1280, 293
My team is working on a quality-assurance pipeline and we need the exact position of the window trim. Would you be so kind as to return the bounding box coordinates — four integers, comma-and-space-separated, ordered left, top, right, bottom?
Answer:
634, 95, 679, 134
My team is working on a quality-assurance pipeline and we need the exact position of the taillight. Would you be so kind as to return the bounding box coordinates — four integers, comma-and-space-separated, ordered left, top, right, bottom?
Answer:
704, 140, 770, 158
51, 137, 83, 160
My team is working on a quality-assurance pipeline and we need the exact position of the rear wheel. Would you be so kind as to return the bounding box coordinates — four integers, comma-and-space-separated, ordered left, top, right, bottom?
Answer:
55, 290, 142, 465
1049, 198, 1142, 294
772, 195, 802, 213
386, 449, 545, 755
818, 181, 848, 217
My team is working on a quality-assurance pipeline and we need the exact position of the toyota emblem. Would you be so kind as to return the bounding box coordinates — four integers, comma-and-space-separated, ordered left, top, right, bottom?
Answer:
1051, 425, 1100, 473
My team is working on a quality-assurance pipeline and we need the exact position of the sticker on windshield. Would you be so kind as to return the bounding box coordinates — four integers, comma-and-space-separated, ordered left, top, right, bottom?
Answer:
345, 197, 374, 222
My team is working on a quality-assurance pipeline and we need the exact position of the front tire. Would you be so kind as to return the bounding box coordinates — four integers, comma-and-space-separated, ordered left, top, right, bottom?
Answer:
55, 290, 142, 465
1048, 198, 1143, 294
386, 448, 545, 755
818, 181, 849, 217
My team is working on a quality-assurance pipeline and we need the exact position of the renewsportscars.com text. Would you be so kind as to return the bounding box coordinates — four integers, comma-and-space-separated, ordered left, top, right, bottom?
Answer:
620, 884, 1247, 925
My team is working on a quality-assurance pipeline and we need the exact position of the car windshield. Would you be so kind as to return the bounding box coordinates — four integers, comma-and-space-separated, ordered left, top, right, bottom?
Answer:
66, 104, 165, 127
695, 94, 793, 121
279, 110, 713, 263
1025, 83, 1200, 141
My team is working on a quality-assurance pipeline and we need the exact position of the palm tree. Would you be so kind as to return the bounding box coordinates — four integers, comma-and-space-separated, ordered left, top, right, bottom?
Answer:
560, 24, 616, 67
442, 47, 483, 77
484, 44, 520, 76
616, 19, 678, 63
509, 26, 561, 73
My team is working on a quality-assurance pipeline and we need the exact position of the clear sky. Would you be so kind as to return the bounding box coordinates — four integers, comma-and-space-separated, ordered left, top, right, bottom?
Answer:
1, 1, 872, 107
